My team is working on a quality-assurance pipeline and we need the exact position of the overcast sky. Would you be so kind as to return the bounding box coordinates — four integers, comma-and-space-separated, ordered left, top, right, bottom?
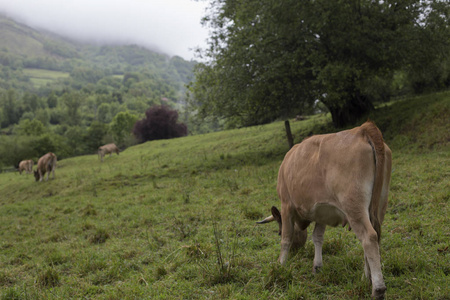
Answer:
0, 0, 210, 61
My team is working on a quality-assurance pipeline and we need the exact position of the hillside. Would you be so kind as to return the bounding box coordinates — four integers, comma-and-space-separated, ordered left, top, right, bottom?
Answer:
0, 92, 448, 299
0, 14, 200, 164
0, 14, 196, 94
0, 16, 51, 58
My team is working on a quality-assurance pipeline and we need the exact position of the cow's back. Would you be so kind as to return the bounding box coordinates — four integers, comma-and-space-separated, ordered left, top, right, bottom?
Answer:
99, 143, 119, 153
19, 160, 27, 170
37, 153, 57, 171
19, 160, 33, 174
277, 126, 375, 211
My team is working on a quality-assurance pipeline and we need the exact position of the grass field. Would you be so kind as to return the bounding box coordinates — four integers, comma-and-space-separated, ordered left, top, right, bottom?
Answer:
23, 69, 70, 88
0, 92, 449, 299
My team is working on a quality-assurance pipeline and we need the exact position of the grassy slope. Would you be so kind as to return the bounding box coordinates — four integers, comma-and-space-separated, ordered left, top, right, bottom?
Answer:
0, 18, 47, 58
0, 92, 448, 299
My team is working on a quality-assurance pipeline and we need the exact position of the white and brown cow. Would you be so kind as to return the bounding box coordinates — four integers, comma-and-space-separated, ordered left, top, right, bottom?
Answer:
258, 121, 392, 299
18, 160, 33, 175
98, 143, 120, 162
34, 152, 57, 182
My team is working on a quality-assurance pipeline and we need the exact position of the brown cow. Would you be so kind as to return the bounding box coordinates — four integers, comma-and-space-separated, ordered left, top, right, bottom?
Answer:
258, 121, 392, 299
34, 152, 57, 182
98, 143, 120, 162
18, 160, 33, 175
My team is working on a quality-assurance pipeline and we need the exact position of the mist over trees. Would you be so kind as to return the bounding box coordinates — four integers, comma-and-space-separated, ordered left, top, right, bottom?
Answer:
189, 0, 450, 128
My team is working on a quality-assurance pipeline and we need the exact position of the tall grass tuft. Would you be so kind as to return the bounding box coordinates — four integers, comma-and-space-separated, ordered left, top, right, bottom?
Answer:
88, 228, 110, 244
37, 268, 60, 287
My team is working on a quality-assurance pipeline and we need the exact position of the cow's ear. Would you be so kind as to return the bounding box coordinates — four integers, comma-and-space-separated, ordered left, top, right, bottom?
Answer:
271, 206, 281, 221
271, 206, 282, 235
271, 206, 282, 223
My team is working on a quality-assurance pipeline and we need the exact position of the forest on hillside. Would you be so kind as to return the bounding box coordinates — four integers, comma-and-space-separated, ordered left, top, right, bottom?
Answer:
0, 15, 197, 169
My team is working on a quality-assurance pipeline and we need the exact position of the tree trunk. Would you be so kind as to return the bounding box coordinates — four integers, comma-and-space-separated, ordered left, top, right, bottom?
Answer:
285, 120, 294, 149
326, 94, 374, 128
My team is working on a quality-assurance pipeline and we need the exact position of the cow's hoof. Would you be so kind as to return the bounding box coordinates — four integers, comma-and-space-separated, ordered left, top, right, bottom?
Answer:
372, 286, 386, 299
312, 265, 322, 274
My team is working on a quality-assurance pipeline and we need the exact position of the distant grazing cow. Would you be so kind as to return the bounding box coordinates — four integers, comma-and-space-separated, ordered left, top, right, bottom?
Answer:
98, 143, 120, 162
295, 115, 306, 121
34, 152, 57, 182
18, 160, 33, 175
257, 121, 392, 299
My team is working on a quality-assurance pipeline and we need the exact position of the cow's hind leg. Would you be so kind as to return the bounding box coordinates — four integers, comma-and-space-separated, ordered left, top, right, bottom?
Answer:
312, 223, 326, 273
349, 217, 386, 299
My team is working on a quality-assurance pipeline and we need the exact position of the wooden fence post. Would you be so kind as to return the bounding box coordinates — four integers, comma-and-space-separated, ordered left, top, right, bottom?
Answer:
284, 120, 294, 149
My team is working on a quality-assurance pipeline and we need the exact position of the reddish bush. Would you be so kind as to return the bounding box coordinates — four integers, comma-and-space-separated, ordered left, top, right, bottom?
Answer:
133, 105, 187, 143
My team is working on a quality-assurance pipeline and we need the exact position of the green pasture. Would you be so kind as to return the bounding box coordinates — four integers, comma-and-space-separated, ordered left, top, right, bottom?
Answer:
113, 74, 124, 80
0, 93, 449, 299
23, 69, 70, 88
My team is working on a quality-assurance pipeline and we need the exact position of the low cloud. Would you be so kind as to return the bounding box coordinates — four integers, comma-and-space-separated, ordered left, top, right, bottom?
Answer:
0, 0, 209, 60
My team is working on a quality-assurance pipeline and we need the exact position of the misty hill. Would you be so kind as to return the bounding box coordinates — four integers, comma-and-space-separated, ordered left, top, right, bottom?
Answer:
0, 14, 196, 98
0, 14, 200, 162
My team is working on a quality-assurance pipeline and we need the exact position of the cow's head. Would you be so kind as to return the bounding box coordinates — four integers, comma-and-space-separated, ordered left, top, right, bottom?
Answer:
33, 170, 40, 182
257, 206, 307, 249
257, 206, 282, 235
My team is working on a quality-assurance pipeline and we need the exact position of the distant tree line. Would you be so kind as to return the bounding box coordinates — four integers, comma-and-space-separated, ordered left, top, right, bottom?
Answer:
0, 87, 187, 170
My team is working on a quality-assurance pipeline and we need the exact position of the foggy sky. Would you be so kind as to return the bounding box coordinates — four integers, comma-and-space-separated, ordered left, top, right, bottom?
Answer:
0, 0, 210, 61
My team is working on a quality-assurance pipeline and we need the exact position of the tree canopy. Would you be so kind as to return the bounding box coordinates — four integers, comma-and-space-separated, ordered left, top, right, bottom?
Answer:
133, 105, 187, 143
190, 0, 450, 127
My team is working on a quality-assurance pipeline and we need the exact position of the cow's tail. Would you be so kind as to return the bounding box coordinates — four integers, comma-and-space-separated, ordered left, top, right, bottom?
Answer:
361, 121, 385, 242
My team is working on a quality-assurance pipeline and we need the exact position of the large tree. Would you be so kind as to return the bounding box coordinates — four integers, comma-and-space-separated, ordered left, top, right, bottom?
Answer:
133, 105, 187, 143
190, 0, 449, 127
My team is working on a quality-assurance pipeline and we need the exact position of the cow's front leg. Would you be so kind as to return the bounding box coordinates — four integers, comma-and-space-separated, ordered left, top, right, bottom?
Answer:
279, 210, 294, 265
365, 255, 371, 283
312, 223, 326, 273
